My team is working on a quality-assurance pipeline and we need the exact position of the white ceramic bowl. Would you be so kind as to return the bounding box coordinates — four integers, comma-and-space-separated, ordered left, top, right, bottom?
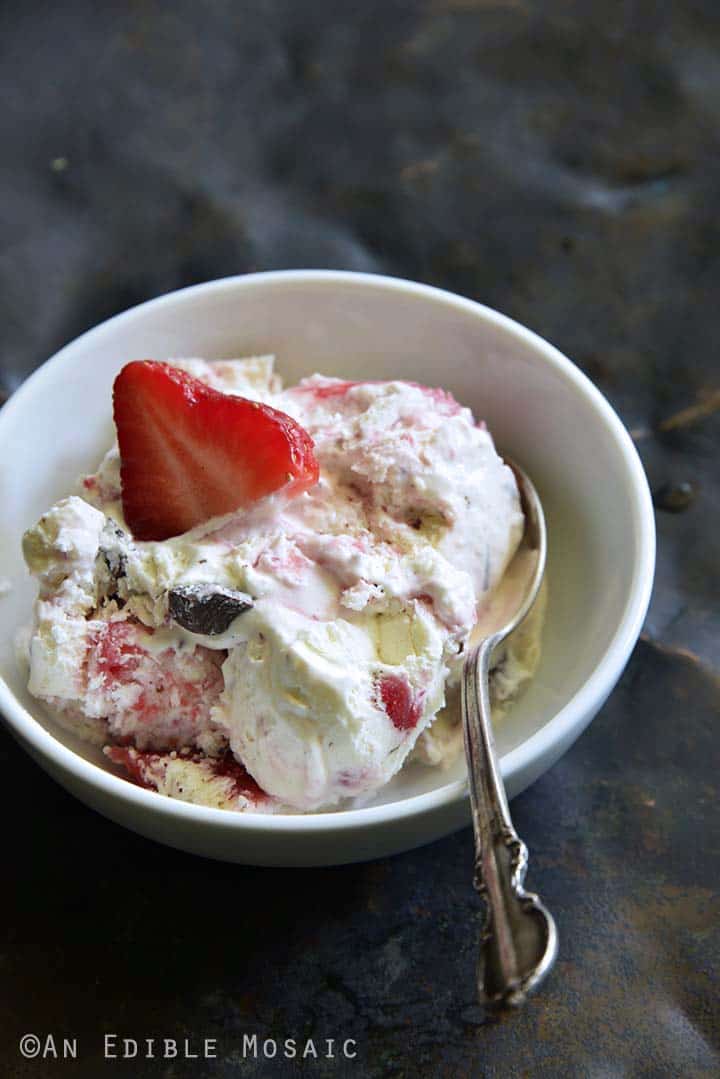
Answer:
0, 271, 655, 866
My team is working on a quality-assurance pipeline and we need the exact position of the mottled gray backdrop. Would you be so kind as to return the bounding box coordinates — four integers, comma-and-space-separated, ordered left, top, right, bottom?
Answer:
1, 3, 718, 1077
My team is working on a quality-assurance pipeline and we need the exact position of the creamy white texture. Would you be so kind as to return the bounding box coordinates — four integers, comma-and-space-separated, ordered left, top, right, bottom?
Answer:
279, 378, 522, 607
23, 359, 528, 812
23, 497, 105, 706
217, 599, 447, 809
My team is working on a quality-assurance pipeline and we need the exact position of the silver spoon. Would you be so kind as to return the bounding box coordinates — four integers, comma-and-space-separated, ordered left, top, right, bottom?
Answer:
461, 460, 557, 1007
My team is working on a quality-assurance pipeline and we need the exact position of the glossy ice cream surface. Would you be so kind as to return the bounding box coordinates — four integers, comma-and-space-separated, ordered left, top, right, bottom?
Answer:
22, 357, 536, 812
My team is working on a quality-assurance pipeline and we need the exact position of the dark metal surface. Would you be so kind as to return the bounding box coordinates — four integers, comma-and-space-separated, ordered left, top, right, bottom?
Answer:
1, 2, 718, 1075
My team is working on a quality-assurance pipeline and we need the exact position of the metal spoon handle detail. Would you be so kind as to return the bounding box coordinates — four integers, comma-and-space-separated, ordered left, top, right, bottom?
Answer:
462, 638, 558, 1007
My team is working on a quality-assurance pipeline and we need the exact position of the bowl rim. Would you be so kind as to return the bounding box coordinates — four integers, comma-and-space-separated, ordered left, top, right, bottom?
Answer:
0, 269, 656, 834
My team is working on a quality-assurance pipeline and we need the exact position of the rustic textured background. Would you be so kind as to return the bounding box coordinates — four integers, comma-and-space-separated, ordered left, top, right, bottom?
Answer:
1, 2, 718, 1076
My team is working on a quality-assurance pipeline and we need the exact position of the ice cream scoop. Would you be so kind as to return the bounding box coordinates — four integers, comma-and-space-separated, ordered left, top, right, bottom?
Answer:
461, 461, 557, 1007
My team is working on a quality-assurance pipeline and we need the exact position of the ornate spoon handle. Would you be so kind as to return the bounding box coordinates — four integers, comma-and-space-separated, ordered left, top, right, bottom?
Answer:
462, 638, 558, 1006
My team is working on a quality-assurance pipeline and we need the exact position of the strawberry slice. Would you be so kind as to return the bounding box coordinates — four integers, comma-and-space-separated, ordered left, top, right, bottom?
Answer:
113, 361, 319, 540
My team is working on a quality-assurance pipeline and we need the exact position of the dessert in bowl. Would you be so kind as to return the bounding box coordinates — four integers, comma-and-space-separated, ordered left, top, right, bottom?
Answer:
0, 271, 655, 865
21, 355, 541, 815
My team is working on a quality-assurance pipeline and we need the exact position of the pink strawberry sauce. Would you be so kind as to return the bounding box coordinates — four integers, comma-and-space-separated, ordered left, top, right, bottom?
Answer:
87, 621, 225, 746
105, 746, 269, 804
294, 379, 361, 398
292, 378, 462, 415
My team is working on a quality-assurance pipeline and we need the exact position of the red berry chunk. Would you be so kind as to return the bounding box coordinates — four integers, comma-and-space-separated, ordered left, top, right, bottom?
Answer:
377, 674, 423, 731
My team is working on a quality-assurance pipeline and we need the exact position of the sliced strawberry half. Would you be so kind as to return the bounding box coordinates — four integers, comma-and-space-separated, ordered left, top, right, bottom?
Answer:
113, 361, 319, 540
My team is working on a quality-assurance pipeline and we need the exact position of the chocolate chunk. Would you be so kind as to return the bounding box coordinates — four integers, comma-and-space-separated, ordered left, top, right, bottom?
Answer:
168, 585, 253, 635
99, 523, 129, 580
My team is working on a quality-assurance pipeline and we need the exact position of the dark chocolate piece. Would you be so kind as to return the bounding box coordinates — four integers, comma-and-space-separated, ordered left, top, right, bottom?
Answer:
168, 585, 253, 635
99, 524, 129, 580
